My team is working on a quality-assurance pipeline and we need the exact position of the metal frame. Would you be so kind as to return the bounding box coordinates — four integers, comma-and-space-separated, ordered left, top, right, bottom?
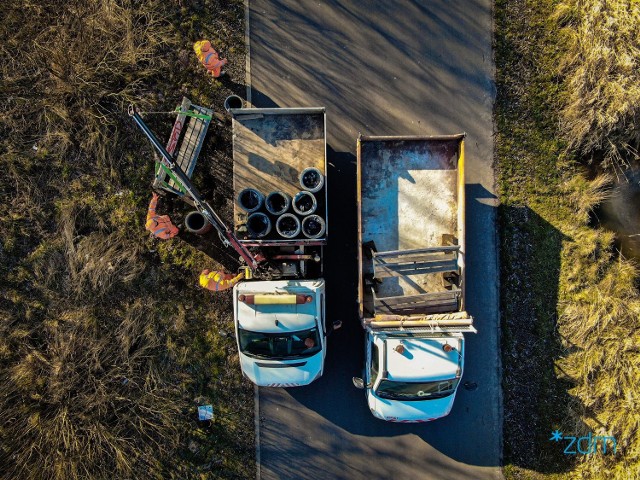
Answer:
129, 105, 258, 269
153, 98, 213, 197
372, 247, 460, 279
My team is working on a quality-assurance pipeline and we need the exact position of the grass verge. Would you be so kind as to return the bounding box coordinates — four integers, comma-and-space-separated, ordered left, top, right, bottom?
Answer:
496, 0, 640, 479
0, 1, 253, 478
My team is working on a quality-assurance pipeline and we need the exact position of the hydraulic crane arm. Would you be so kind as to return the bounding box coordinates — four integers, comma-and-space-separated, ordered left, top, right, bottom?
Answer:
128, 105, 258, 270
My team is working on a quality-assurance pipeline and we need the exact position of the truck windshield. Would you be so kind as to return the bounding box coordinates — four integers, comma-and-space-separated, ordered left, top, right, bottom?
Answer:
375, 379, 459, 401
238, 327, 322, 360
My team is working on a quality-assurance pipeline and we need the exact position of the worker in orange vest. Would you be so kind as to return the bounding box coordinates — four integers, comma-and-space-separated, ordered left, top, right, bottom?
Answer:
193, 40, 227, 78
146, 192, 179, 240
200, 269, 245, 291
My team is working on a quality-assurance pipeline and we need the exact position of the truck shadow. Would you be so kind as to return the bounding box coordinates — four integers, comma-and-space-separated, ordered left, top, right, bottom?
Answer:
266, 182, 581, 474
498, 202, 584, 474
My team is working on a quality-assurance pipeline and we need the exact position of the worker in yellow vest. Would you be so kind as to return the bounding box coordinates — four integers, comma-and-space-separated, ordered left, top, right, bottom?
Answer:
193, 40, 227, 78
146, 192, 179, 240
200, 269, 245, 292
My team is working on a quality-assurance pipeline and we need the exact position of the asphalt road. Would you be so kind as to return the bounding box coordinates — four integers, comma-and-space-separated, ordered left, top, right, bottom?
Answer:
246, 1, 501, 479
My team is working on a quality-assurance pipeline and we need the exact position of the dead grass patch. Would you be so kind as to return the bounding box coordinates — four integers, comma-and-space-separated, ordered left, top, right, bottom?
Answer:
0, 0, 253, 478
555, 0, 640, 167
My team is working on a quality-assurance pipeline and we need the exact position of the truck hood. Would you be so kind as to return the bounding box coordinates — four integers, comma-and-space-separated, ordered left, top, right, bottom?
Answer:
239, 350, 324, 387
367, 389, 457, 422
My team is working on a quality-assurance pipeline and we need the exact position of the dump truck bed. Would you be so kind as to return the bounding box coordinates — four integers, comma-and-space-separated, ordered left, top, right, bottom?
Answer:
231, 108, 327, 246
357, 135, 466, 319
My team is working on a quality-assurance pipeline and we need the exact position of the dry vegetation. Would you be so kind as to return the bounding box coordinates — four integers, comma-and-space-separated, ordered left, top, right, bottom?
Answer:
497, 0, 640, 479
0, 0, 253, 479
555, 0, 640, 167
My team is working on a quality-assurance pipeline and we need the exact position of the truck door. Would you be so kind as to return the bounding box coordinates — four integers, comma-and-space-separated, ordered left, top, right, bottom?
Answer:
366, 337, 380, 387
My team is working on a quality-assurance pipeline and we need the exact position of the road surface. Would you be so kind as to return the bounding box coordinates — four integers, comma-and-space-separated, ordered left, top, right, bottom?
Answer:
246, 1, 501, 479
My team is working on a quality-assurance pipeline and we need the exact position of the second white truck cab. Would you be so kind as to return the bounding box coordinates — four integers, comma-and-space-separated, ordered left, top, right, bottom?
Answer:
360, 331, 465, 422
234, 279, 327, 387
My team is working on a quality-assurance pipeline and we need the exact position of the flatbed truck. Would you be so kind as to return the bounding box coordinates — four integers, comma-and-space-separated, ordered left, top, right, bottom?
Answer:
230, 107, 339, 387
130, 102, 338, 388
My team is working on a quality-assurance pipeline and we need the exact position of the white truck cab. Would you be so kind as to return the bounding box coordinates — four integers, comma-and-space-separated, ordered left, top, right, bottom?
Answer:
361, 331, 464, 422
234, 279, 327, 387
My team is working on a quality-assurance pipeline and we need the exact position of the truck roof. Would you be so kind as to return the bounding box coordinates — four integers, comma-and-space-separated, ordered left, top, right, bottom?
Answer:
231, 108, 327, 246
234, 279, 323, 333
384, 336, 462, 382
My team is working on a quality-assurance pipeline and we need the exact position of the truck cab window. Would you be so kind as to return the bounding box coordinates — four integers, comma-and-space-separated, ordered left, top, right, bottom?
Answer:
321, 293, 325, 334
371, 343, 379, 381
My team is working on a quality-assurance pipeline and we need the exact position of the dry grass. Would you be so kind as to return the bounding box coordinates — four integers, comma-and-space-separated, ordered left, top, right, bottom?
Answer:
0, 304, 180, 479
555, 0, 640, 166
557, 211, 640, 478
497, 1, 640, 478
559, 279, 640, 479
0, 200, 180, 478
562, 173, 612, 224
0, 0, 253, 479
1, 0, 168, 168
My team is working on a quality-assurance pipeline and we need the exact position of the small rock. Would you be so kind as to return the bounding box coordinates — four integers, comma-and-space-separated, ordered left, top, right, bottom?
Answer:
188, 440, 199, 453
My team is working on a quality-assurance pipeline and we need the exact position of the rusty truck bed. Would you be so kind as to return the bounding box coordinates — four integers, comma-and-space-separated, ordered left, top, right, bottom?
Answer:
231, 107, 327, 246
357, 135, 466, 318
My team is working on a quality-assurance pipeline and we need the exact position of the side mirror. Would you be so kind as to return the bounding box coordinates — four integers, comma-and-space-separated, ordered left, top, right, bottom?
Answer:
219, 329, 235, 340
332, 320, 343, 331
352, 377, 365, 389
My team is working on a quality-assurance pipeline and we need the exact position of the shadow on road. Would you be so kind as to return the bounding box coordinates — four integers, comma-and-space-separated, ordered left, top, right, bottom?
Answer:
249, 0, 502, 478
